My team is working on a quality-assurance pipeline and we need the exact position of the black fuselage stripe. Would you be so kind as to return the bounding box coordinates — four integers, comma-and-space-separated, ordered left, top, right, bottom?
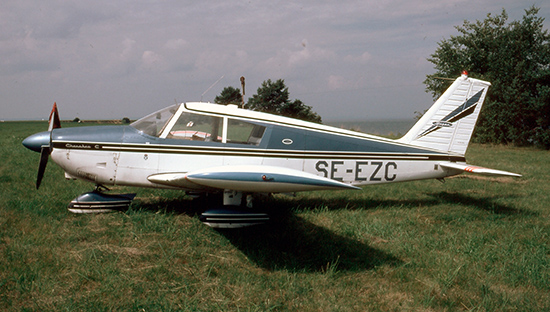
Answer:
52, 141, 465, 162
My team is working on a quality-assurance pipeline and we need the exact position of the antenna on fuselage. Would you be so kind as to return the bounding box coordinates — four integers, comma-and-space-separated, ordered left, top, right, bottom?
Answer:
240, 76, 245, 108
201, 75, 225, 102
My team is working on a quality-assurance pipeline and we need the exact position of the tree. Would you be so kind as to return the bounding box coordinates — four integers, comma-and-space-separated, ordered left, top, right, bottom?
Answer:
214, 86, 242, 105
424, 7, 550, 148
245, 79, 322, 123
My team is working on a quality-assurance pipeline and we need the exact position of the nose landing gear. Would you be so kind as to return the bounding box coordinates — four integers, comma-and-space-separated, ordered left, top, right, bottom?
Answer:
67, 185, 136, 214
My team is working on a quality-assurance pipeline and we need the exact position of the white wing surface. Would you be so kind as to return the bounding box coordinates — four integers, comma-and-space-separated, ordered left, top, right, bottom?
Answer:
148, 165, 361, 193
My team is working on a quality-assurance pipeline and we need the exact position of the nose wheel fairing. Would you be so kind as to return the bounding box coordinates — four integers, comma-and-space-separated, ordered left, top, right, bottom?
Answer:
67, 189, 136, 214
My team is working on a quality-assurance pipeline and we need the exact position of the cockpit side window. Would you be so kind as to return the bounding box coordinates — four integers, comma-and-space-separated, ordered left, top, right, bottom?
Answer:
227, 119, 266, 145
167, 112, 222, 142
131, 104, 179, 137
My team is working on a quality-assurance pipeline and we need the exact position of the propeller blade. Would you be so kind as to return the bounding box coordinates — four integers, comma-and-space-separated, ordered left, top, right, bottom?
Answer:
36, 102, 59, 189
36, 146, 50, 189
48, 102, 61, 131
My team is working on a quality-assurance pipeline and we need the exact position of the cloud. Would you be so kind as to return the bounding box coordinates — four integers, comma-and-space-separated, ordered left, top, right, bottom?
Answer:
327, 75, 346, 90
141, 51, 162, 70
164, 39, 188, 50
120, 38, 137, 60
260, 39, 336, 77
344, 52, 373, 65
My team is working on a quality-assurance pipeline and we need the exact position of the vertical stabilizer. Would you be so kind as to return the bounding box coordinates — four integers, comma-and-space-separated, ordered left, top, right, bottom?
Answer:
398, 73, 491, 155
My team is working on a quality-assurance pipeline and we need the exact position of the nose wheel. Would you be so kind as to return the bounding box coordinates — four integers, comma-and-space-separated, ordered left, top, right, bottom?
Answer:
67, 185, 135, 214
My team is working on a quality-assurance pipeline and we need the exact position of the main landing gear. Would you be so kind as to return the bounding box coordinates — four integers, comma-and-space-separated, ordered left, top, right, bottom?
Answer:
67, 187, 269, 228
199, 190, 270, 229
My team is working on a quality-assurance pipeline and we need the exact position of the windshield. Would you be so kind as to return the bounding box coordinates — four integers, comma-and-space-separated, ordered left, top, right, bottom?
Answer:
131, 104, 179, 137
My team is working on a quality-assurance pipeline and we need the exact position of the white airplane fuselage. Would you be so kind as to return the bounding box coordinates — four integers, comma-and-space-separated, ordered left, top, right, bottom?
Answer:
49, 102, 462, 192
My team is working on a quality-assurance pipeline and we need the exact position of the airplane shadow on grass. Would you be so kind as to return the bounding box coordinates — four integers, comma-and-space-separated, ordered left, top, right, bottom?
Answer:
272, 190, 532, 216
133, 195, 401, 273
426, 191, 535, 216
132, 189, 530, 273
217, 214, 401, 273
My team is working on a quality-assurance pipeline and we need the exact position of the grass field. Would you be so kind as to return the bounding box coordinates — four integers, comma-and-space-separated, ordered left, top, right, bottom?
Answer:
1, 121, 549, 311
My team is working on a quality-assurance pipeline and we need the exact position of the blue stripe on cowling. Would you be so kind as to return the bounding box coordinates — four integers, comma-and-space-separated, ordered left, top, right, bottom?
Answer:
188, 172, 356, 189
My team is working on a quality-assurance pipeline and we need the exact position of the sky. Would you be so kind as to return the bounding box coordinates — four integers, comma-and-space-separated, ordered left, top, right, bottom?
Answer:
1, 0, 549, 121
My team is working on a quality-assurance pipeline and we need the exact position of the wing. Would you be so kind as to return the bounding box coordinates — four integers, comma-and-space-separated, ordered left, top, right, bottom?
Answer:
439, 161, 522, 178
148, 165, 360, 193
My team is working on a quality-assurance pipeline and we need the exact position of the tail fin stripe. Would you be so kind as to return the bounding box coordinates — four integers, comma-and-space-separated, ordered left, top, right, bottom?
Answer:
416, 89, 484, 139
444, 89, 483, 122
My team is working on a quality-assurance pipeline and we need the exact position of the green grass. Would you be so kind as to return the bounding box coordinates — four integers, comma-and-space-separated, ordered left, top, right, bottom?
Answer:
1, 121, 549, 311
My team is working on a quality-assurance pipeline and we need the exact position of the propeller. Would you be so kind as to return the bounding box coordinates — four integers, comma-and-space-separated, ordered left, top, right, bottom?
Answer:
36, 144, 50, 189
23, 103, 61, 189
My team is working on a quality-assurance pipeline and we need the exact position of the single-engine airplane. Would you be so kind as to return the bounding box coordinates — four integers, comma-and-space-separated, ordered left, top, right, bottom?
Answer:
23, 72, 521, 227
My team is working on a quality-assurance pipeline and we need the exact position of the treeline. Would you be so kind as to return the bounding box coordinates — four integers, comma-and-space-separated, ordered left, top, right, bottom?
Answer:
425, 6, 550, 149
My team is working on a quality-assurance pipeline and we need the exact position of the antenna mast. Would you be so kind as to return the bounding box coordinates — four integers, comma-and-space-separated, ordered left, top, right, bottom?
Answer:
201, 75, 224, 102
240, 76, 245, 108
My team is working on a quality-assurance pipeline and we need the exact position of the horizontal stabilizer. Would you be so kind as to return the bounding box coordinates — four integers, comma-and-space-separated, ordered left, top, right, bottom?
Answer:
439, 162, 522, 178
150, 165, 360, 193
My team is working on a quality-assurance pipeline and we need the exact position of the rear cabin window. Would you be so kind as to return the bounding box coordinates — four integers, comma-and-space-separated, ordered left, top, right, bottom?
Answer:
167, 112, 222, 142
226, 119, 266, 146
